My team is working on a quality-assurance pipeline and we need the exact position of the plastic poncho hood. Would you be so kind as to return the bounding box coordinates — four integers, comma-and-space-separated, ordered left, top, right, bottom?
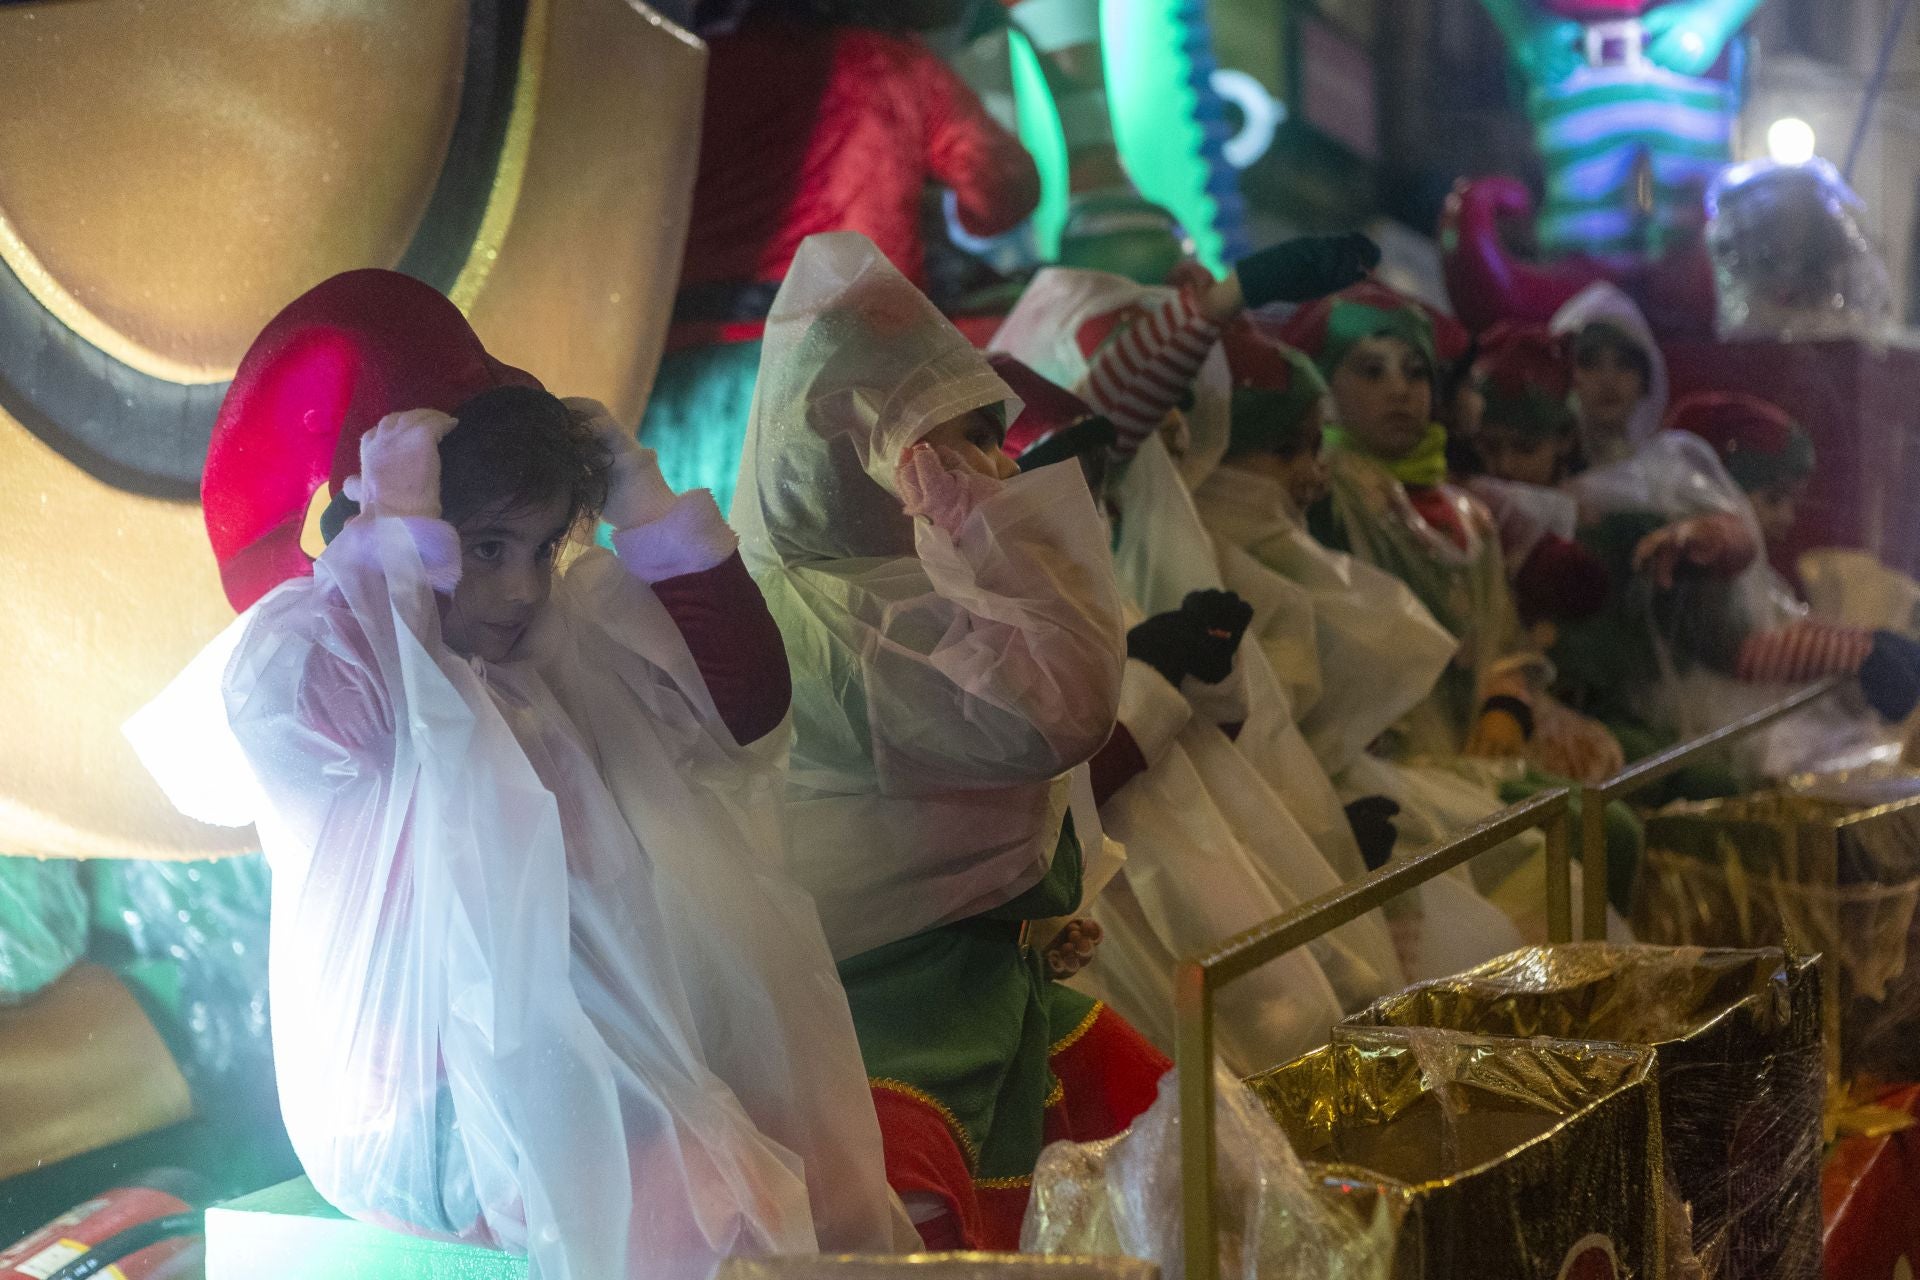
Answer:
734, 233, 1126, 959
1550, 282, 1669, 458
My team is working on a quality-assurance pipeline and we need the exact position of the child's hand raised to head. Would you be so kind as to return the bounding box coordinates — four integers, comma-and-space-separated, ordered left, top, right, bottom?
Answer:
563, 397, 676, 530
343, 408, 460, 519
895, 442, 1004, 536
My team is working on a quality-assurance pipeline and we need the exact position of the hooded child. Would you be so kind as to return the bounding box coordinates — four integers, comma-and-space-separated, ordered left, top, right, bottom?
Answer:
730, 233, 1168, 1250
125, 270, 906, 1280
1549, 286, 1920, 774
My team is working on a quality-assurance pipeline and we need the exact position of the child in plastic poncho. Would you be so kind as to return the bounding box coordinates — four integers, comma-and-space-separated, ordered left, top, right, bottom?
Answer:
1549, 285, 1920, 779
981, 352, 1400, 1077
988, 254, 1522, 977
126, 271, 906, 1280
1249, 282, 1643, 919
730, 232, 1169, 1252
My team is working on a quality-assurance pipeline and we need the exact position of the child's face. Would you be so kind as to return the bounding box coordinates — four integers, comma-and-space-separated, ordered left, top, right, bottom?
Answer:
921, 408, 1019, 480
1749, 480, 1807, 548
1231, 397, 1331, 511
442, 492, 573, 663
1476, 424, 1571, 487
1329, 336, 1433, 461
1572, 342, 1647, 439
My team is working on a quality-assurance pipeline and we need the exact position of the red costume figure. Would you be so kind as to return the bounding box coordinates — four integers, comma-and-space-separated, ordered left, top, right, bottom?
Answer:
646, 1, 1042, 515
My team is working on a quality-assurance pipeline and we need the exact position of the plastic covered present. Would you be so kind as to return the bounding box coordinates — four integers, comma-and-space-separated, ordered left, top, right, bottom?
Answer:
1244, 1027, 1667, 1280
0, 855, 87, 1004
717, 1257, 1160, 1280
1021, 1066, 1399, 1280
1345, 944, 1824, 1280
1637, 791, 1920, 1082
82, 854, 271, 1091
1706, 159, 1895, 343
1822, 1082, 1920, 1280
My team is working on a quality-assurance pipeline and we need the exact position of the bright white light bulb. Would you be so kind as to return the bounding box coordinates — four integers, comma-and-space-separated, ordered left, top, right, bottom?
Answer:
1767, 117, 1817, 165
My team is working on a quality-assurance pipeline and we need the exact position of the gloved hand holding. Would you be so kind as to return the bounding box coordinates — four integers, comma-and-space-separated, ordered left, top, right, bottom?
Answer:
1044, 918, 1103, 980
1126, 589, 1255, 688
1860, 630, 1920, 722
896, 442, 1004, 536
1465, 699, 1531, 760
342, 408, 460, 519
1344, 796, 1401, 872
1631, 514, 1755, 590
564, 397, 676, 530
1234, 233, 1381, 309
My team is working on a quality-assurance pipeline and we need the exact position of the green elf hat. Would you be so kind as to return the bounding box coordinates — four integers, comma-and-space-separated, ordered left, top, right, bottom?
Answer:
1274, 280, 1469, 379
1473, 322, 1577, 441
1667, 392, 1816, 492
1221, 310, 1329, 460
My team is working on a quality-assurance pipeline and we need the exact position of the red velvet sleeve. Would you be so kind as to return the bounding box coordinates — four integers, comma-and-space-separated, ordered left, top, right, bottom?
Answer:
918, 42, 1041, 238
649, 553, 793, 747
1088, 724, 1150, 806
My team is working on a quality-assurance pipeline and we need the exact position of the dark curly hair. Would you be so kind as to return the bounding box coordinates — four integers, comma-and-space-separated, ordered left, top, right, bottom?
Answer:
437, 385, 612, 538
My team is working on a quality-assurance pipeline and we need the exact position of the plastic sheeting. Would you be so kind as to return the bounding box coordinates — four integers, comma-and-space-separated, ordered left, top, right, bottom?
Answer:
732, 232, 1124, 960
1348, 944, 1825, 1280
84, 854, 272, 1088
129, 509, 904, 1276
1022, 1067, 1400, 1280
0, 857, 87, 1005
1246, 1027, 1668, 1280
1706, 159, 1895, 343
1640, 787, 1920, 1083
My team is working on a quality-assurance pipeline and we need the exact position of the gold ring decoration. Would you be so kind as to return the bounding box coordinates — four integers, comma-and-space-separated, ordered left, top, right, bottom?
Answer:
0, 0, 706, 860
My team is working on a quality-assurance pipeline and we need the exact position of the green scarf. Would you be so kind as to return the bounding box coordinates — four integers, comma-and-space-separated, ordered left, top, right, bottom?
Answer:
1324, 422, 1450, 487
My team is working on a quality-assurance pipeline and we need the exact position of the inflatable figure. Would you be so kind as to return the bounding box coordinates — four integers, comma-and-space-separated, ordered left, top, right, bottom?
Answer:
1445, 0, 1763, 333
1482, 0, 1762, 257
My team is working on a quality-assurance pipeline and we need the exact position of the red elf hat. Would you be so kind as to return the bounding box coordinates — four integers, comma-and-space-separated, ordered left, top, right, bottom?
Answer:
1666, 392, 1815, 493
202, 269, 540, 611
986, 353, 1117, 470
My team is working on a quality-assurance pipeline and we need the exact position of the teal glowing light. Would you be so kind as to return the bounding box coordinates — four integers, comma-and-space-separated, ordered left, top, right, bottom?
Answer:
1102, 0, 1232, 273
1008, 26, 1072, 261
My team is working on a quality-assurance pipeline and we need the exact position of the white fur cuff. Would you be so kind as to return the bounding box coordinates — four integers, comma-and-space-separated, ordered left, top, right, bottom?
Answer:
610, 490, 739, 583
1119, 658, 1192, 766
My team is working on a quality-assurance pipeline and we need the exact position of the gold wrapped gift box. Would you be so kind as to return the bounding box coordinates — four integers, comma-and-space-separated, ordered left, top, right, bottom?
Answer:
1346, 945, 1823, 1280
1246, 1027, 1666, 1280
1638, 787, 1920, 1081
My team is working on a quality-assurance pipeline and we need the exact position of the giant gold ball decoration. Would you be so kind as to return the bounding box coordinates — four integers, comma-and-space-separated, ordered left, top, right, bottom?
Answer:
0, 0, 706, 859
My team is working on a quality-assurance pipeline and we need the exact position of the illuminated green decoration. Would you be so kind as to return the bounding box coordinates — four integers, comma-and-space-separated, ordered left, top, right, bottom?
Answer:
1008, 26, 1073, 261
1100, 0, 1246, 274
1479, 0, 1765, 258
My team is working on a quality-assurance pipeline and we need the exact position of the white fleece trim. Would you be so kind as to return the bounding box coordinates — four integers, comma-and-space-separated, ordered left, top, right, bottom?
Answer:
1118, 658, 1192, 766
610, 489, 739, 583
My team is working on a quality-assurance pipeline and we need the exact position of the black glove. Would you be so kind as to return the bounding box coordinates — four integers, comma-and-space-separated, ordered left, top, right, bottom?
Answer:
1235, 233, 1381, 309
1126, 590, 1255, 688
1344, 796, 1401, 872
1860, 630, 1920, 722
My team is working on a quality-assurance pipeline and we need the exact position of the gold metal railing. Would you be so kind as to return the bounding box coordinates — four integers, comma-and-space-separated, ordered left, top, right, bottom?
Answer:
1571, 676, 1846, 939
1174, 788, 1575, 1280
1172, 675, 1848, 1280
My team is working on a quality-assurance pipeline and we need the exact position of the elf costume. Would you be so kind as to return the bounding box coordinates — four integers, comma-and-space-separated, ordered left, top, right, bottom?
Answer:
732, 234, 1166, 1250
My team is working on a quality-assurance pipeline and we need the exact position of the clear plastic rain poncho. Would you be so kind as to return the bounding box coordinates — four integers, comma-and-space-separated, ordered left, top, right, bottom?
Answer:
127, 500, 902, 1274
1550, 283, 1878, 772
731, 233, 1125, 961
1707, 158, 1895, 344
990, 269, 1403, 1069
